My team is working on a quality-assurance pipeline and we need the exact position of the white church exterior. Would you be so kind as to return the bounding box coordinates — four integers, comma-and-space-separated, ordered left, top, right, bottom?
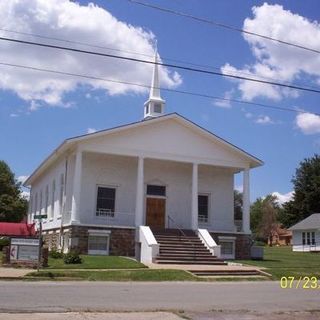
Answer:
25, 53, 263, 260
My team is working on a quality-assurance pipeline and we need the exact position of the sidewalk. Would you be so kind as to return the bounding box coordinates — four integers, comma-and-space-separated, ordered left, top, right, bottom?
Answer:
0, 267, 32, 279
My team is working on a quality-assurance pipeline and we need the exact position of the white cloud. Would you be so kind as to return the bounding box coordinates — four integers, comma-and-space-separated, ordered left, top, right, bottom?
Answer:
10, 113, 19, 117
213, 90, 233, 108
21, 190, 30, 200
296, 112, 320, 134
272, 191, 294, 205
0, 0, 181, 108
255, 115, 274, 124
87, 127, 97, 134
17, 175, 29, 184
235, 185, 243, 193
245, 112, 253, 119
221, 3, 320, 101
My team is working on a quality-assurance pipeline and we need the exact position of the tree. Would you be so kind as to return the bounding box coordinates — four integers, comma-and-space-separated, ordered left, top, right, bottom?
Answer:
250, 194, 280, 244
0, 160, 28, 222
281, 154, 320, 227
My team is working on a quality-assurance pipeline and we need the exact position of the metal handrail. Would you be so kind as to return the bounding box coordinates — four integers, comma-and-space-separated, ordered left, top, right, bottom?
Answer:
167, 215, 197, 260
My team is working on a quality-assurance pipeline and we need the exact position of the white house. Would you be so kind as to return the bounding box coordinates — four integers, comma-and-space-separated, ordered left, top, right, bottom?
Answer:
24, 52, 263, 261
289, 213, 320, 252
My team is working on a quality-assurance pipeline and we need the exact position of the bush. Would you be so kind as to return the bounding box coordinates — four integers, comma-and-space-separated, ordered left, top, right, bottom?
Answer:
0, 237, 10, 250
63, 251, 82, 264
49, 249, 64, 259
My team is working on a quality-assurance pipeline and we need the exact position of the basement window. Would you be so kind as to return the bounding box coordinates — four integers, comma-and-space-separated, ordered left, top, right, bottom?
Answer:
219, 236, 236, 259
88, 230, 111, 255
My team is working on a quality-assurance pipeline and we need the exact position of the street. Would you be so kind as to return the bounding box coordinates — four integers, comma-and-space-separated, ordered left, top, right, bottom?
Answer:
0, 281, 319, 313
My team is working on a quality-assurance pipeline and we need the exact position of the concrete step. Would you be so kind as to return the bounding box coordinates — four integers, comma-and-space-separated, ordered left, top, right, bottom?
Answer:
157, 240, 204, 245
191, 270, 261, 276
155, 260, 227, 265
156, 256, 221, 261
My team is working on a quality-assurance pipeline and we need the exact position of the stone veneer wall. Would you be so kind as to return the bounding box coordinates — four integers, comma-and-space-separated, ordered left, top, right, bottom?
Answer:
210, 232, 252, 259
43, 231, 60, 251
43, 226, 135, 256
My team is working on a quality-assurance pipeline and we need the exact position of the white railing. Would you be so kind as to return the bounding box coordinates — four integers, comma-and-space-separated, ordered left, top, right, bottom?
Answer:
197, 228, 221, 258
139, 226, 159, 263
198, 215, 208, 224
93, 210, 135, 227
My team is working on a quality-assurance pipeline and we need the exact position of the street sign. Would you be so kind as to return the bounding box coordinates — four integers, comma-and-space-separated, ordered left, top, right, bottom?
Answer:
34, 214, 47, 219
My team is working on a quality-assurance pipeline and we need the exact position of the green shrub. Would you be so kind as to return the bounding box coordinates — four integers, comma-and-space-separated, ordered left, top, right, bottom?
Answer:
0, 237, 10, 250
254, 240, 266, 247
49, 249, 64, 259
63, 251, 82, 264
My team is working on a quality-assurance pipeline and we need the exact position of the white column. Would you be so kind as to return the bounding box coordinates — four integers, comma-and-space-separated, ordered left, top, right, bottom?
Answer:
191, 163, 198, 230
242, 168, 251, 234
135, 157, 144, 227
71, 151, 82, 224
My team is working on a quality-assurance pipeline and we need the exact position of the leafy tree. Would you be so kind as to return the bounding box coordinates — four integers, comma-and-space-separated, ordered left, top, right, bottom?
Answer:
250, 194, 280, 244
281, 154, 320, 227
0, 160, 28, 222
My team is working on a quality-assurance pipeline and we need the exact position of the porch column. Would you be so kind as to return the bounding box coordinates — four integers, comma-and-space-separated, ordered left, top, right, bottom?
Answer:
191, 163, 198, 230
242, 168, 251, 233
71, 150, 82, 224
135, 156, 144, 227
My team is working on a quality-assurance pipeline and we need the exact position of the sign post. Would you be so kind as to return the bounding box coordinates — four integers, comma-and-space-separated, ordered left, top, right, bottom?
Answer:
34, 214, 47, 272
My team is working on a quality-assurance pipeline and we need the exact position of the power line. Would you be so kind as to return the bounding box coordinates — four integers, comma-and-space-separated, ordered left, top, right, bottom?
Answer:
0, 36, 320, 95
1, 27, 315, 89
0, 61, 318, 117
126, 0, 320, 55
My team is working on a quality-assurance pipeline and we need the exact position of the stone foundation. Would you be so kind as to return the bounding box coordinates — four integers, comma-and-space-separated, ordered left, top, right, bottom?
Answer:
210, 232, 252, 259
43, 226, 135, 256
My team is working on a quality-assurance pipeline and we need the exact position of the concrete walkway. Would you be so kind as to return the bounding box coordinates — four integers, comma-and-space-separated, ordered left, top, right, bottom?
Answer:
0, 267, 33, 278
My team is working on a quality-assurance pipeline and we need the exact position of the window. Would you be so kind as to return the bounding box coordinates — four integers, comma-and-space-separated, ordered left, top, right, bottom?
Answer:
198, 194, 209, 223
146, 185, 166, 197
302, 232, 315, 245
312, 232, 315, 245
154, 103, 162, 113
34, 193, 38, 215
220, 241, 234, 255
59, 173, 64, 215
145, 104, 149, 114
88, 236, 109, 253
39, 190, 43, 214
45, 185, 49, 215
96, 187, 116, 216
51, 180, 56, 218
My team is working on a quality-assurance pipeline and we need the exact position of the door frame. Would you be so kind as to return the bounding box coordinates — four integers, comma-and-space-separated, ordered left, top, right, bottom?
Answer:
144, 183, 168, 228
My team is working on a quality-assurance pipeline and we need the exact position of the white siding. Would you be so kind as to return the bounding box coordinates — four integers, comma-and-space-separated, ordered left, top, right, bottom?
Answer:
292, 230, 320, 252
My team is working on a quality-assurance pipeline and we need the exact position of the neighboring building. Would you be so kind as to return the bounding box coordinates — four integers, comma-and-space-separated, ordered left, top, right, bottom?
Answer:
24, 51, 263, 260
267, 225, 292, 246
289, 213, 320, 252
0, 222, 36, 237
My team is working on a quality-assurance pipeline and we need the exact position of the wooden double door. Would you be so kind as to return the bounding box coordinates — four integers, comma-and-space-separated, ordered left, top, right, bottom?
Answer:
146, 197, 166, 229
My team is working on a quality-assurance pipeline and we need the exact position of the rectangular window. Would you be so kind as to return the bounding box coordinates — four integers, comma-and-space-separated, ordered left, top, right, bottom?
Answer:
45, 185, 49, 215
145, 104, 149, 114
311, 232, 315, 245
59, 173, 64, 215
220, 241, 234, 255
146, 185, 166, 196
198, 194, 209, 223
39, 190, 43, 214
34, 193, 38, 215
154, 103, 162, 113
96, 187, 116, 216
307, 232, 311, 245
51, 180, 55, 218
88, 236, 108, 251
302, 232, 306, 245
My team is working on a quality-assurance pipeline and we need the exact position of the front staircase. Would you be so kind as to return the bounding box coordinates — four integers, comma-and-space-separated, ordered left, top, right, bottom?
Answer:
153, 229, 226, 265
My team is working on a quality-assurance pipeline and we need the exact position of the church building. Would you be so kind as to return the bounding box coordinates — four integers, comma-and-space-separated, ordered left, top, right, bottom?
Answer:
24, 51, 263, 262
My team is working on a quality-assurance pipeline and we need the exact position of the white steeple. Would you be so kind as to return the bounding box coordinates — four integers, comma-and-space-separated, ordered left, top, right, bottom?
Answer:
144, 45, 166, 119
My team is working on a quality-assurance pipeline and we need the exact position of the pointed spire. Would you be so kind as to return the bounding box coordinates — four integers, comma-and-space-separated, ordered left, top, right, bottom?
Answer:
143, 42, 165, 120
149, 44, 162, 100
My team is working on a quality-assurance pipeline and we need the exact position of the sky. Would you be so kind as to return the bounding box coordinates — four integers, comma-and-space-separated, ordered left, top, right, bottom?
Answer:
1, 0, 320, 203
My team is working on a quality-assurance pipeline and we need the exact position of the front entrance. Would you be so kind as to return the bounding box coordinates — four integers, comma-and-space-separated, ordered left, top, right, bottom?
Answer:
146, 198, 166, 229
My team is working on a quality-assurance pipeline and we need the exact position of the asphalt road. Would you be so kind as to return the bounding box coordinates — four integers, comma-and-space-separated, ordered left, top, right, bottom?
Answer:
0, 281, 319, 313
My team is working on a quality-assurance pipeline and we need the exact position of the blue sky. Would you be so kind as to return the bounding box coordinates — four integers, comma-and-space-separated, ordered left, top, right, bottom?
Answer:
1, 0, 320, 203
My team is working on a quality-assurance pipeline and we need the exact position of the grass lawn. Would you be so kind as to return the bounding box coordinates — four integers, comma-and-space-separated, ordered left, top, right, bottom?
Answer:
47, 255, 146, 269
239, 246, 320, 279
26, 269, 197, 281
